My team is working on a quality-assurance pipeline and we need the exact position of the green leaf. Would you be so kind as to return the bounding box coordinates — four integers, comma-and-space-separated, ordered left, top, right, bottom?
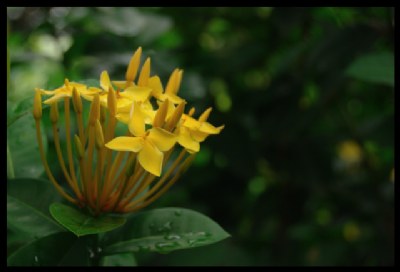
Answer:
7, 178, 63, 239
100, 253, 137, 266
7, 232, 94, 266
101, 207, 231, 254
7, 110, 47, 178
49, 203, 127, 237
346, 52, 394, 87
7, 228, 34, 258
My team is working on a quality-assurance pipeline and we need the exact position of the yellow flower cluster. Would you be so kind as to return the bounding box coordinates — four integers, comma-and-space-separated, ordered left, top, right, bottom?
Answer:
33, 47, 224, 215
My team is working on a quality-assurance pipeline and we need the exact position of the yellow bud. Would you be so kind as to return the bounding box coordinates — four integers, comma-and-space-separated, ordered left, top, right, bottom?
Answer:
33, 89, 42, 120
199, 107, 212, 122
100, 70, 111, 91
72, 87, 82, 113
64, 78, 70, 89
89, 94, 100, 126
74, 134, 84, 159
126, 47, 142, 83
165, 69, 179, 94
188, 107, 195, 117
50, 102, 59, 123
165, 101, 186, 131
107, 86, 117, 116
153, 99, 169, 128
138, 57, 151, 87
175, 69, 183, 94
95, 120, 105, 149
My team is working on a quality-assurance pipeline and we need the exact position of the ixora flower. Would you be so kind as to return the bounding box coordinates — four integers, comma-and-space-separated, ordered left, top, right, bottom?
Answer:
33, 47, 224, 215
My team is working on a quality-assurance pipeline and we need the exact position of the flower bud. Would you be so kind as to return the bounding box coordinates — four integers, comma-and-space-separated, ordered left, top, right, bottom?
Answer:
107, 86, 117, 116
74, 134, 84, 159
175, 69, 183, 94
165, 101, 186, 131
153, 99, 169, 128
50, 102, 59, 124
126, 47, 142, 82
165, 69, 179, 95
89, 94, 100, 126
188, 107, 195, 117
72, 87, 82, 114
138, 57, 151, 87
95, 120, 105, 149
199, 107, 212, 122
33, 89, 42, 120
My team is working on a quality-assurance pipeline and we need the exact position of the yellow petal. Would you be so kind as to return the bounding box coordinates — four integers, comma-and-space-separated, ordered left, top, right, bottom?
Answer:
116, 103, 132, 113
115, 97, 134, 109
112, 80, 129, 90
138, 57, 151, 87
100, 71, 112, 91
39, 88, 60, 95
69, 82, 87, 93
199, 122, 224, 134
138, 140, 163, 176
80, 87, 103, 101
115, 112, 130, 124
126, 47, 142, 82
148, 76, 163, 97
123, 86, 152, 102
177, 127, 200, 153
141, 100, 156, 124
85, 87, 103, 94
43, 93, 70, 104
148, 127, 176, 152
191, 130, 209, 142
182, 115, 201, 130
161, 93, 184, 104
105, 136, 144, 152
128, 101, 145, 136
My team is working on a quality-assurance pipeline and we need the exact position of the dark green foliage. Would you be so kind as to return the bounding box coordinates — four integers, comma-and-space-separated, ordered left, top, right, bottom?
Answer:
7, 7, 394, 266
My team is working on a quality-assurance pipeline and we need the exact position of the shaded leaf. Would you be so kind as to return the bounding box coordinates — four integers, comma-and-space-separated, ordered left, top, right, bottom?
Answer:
49, 203, 126, 237
7, 111, 47, 178
7, 232, 93, 266
346, 52, 394, 86
100, 253, 137, 266
101, 207, 230, 254
7, 178, 63, 239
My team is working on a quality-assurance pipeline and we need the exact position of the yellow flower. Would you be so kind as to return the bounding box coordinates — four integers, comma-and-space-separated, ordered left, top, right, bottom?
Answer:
38, 79, 99, 104
115, 100, 155, 125
177, 108, 224, 153
84, 71, 149, 110
34, 46, 223, 215
151, 69, 185, 104
105, 101, 176, 176
112, 47, 142, 89
110, 47, 154, 101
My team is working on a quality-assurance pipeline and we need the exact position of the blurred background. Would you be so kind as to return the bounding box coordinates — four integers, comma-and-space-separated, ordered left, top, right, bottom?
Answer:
7, 7, 394, 266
